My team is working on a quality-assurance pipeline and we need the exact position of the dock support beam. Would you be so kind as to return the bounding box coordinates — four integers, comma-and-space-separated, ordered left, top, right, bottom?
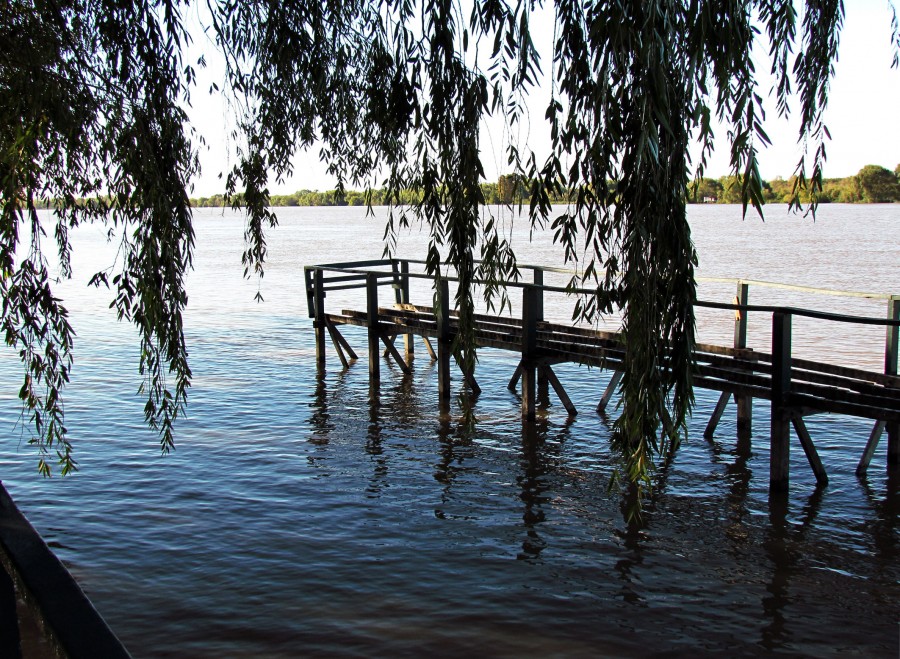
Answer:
366, 273, 381, 397
770, 311, 792, 491
393, 260, 415, 363
857, 297, 899, 475
735, 282, 753, 433
521, 285, 538, 421
436, 278, 451, 408
887, 297, 900, 467
314, 269, 326, 366
597, 370, 622, 415
533, 271, 549, 404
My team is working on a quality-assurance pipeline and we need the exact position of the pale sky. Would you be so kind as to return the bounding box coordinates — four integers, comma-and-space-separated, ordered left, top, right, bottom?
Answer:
188, 1, 900, 197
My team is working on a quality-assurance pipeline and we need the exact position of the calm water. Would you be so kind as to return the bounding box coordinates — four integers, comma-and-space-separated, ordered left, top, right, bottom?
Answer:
0, 205, 898, 657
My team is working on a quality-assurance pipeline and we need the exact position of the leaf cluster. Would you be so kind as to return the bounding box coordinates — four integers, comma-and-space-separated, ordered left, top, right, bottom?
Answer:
1, 0, 197, 473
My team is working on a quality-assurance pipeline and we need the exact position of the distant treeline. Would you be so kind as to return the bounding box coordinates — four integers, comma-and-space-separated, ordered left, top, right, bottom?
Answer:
191, 164, 900, 208
34, 164, 900, 210
689, 164, 900, 204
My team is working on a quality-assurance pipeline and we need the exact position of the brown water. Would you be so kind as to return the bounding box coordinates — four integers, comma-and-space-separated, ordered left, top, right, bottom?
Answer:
0, 204, 897, 657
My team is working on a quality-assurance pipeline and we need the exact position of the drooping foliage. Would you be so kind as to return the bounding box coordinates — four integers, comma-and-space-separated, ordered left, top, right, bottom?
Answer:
214, 0, 865, 502
1, 1, 894, 504
0, 0, 197, 473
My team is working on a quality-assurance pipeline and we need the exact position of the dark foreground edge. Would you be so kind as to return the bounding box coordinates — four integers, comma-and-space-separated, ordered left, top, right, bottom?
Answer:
0, 481, 130, 658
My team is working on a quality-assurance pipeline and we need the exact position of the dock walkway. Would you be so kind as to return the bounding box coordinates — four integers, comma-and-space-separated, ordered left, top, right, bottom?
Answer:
305, 259, 900, 493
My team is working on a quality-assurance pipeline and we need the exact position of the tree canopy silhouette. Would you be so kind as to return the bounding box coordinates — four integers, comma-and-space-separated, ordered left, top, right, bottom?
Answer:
3, 0, 896, 503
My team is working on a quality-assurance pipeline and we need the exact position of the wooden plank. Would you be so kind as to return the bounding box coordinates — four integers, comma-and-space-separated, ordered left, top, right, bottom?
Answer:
541, 364, 577, 415
520, 286, 539, 421
792, 417, 828, 485
303, 267, 317, 318
770, 312, 792, 491
691, 376, 771, 400
454, 354, 481, 395
366, 273, 381, 393
314, 269, 326, 366
326, 322, 350, 369
788, 393, 900, 424
734, 282, 749, 349
326, 317, 358, 360
507, 363, 523, 391
704, 391, 731, 440
597, 370, 623, 414
789, 367, 900, 399
381, 335, 412, 374
436, 279, 451, 405
857, 421, 886, 476
791, 380, 900, 413
886, 298, 900, 467
790, 357, 900, 388
692, 363, 771, 390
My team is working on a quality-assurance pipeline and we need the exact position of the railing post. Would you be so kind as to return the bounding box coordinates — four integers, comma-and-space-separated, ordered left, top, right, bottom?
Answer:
521, 285, 538, 421
533, 269, 548, 404
401, 261, 414, 361
366, 273, 380, 395
770, 310, 792, 491
436, 278, 451, 407
886, 297, 900, 467
533, 269, 544, 323
734, 281, 752, 433
314, 269, 326, 366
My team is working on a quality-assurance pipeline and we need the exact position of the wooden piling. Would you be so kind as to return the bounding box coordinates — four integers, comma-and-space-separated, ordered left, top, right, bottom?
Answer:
393, 260, 415, 362
886, 297, 899, 467
734, 282, 752, 433
521, 285, 538, 421
792, 416, 828, 485
314, 269, 326, 366
366, 273, 380, 394
770, 311, 792, 491
436, 278, 451, 406
533, 270, 549, 403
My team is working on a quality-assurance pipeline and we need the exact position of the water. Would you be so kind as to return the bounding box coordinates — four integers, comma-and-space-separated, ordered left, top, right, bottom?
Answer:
0, 204, 898, 657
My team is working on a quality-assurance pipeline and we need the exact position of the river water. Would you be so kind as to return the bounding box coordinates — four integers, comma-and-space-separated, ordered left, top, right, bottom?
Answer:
0, 204, 898, 657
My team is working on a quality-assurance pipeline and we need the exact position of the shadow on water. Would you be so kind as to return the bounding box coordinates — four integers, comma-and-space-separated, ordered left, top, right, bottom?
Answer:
859, 469, 900, 567
761, 487, 825, 651
706, 426, 755, 551
516, 416, 572, 560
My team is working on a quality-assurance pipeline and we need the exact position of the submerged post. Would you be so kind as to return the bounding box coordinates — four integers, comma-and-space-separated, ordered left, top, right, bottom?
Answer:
314, 269, 326, 366
366, 273, 380, 393
521, 285, 538, 421
533, 269, 549, 404
436, 278, 451, 407
401, 261, 414, 362
734, 281, 752, 433
770, 310, 792, 491
886, 297, 900, 467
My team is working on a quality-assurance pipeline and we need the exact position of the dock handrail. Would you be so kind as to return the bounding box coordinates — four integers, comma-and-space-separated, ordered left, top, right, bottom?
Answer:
304, 259, 900, 328
305, 257, 900, 489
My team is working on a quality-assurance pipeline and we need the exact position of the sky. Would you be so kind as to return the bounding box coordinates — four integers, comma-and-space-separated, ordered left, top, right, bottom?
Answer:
187, 1, 900, 197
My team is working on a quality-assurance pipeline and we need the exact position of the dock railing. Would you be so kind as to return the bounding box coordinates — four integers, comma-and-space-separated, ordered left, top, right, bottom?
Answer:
305, 258, 900, 491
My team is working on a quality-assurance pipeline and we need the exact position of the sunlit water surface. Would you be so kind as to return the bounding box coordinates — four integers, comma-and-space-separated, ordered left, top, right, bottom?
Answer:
0, 205, 898, 657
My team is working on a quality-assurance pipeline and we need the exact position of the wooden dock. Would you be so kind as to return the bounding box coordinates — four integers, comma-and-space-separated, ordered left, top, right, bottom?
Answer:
305, 259, 900, 493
